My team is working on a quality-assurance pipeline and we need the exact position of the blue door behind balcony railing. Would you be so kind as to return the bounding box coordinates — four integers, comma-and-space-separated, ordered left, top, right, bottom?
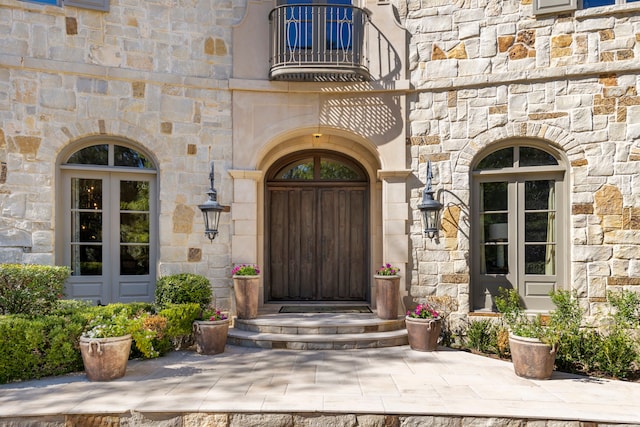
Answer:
270, 0, 369, 81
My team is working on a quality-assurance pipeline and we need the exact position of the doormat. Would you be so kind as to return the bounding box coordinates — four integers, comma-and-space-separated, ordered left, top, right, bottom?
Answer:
279, 305, 372, 314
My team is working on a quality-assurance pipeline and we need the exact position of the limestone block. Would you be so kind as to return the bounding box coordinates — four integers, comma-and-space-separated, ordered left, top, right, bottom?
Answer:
183, 413, 227, 427
611, 259, 630, 276
595, 185, 622, 215
615, 245, 640, 260
572, 245, 613, 262
587, 261, 611, 277
172, 204, 195, 233
425, 59, 458, 78
587, 224, 604, 244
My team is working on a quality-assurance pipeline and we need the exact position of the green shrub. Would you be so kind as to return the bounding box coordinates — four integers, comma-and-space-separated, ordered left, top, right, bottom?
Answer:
547, 290, 639, 379
465, 319, 496, 354
155, 273, 212, 309
0, 300, 205, 383
0, 314, 84, 383
158, 303, 202, 349
608, 290, 640, 328
0, 264, 71, 316
593, 329, 639, 379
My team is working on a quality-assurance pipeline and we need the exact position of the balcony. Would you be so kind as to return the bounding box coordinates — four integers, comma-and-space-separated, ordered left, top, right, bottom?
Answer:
269, 4, 370, 82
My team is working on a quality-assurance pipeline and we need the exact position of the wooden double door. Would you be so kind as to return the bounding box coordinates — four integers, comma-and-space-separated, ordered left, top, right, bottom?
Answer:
266, 152, 369, 301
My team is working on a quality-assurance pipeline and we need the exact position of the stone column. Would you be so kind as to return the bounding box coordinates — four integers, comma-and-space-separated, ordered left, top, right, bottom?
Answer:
228, 170, 263, 313
377, 170, 411, 315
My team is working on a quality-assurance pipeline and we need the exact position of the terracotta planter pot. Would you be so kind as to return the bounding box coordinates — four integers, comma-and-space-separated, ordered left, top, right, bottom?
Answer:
193, 319, 230, 355
375, 275, 400, 320
509, 334, 557, 380
405, 316, 441, 352
79, 334, 132, 381
233, 275, 260, 319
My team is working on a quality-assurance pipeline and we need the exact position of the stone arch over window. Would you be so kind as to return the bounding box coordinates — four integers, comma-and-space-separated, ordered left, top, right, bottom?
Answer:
453, 123, 581, 190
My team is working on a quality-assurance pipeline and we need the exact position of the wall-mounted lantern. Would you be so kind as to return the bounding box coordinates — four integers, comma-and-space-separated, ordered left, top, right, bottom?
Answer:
198, 161, 224, 241
418, 160, 443, 239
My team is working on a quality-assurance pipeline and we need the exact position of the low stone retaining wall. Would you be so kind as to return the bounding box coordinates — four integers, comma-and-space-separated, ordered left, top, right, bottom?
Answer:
0, 412, 635, 426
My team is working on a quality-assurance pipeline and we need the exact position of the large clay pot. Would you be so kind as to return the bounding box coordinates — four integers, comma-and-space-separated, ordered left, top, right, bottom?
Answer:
233, 275, 260, 319
509, 334, 557, 380
375, 275, 400, 320
79, 334, 132, 381
405, 317, 442, 352
193, 319, 230, 355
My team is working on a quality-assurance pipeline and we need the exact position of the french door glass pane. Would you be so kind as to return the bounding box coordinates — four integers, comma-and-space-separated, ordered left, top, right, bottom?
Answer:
67, 145, 108, 165
480, 181, 509, 275
476, 148, 513, 170
525, 245, 554, 275
524, 180, 556, 275
120, 246, 149, 275
114, 145, 154, 169
481, 181, 508, 211
326, 0, 353, 50
120, 180, 150, 211
519, 147, 558, 167
70, 178, 103, 276
71, 245, 102, 276
583, 0, 615, 7
120, 180, 150, 276
286, 0, 313, 50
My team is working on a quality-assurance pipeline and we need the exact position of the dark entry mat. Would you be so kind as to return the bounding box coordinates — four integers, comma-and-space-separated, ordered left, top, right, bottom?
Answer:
279, 305, 372, 314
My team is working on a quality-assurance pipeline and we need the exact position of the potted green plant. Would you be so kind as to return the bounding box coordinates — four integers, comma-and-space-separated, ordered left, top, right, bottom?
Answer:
80, 307, 169, 381
232, 264, 260, 319
495, 287, 559, 380
405, 302, 442, 351
374, 263, 401, 320
193, 308, 230, 355
80, 312, 133, 381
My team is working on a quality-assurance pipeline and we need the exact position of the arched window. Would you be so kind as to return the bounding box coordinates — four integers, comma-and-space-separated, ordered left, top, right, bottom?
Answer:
58, 141, 157, 304
472, 144, 566, 312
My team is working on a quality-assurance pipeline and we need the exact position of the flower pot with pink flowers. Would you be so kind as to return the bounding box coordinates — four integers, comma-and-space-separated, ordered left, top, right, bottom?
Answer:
374, 263, 401, 320
405, 303, 442, 352
232, 264, 260, 319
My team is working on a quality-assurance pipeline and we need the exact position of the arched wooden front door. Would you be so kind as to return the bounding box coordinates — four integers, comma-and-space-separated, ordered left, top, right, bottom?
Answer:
266, 151, 369, 301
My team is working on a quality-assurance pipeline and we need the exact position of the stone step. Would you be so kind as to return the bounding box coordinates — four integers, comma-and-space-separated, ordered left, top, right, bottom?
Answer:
227, 312, 408, 350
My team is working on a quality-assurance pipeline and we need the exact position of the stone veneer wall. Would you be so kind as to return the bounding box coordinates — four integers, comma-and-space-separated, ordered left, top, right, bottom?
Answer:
400, 0, 640, 317
0, 0, 240, 310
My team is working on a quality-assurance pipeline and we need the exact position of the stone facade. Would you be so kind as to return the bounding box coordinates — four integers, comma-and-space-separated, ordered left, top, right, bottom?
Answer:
1, 0, 639, 317
0, 0, 238, 309
402, 0, 640, 317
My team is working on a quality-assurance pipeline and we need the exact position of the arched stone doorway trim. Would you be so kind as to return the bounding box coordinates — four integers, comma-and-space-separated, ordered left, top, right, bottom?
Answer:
228, 128, 408, 310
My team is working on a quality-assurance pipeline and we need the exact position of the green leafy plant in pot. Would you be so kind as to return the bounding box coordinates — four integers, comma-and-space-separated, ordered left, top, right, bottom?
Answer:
495, 287, 559, 380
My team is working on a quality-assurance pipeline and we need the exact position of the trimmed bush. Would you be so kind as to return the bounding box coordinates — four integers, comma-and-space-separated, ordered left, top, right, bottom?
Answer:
0, 300, 205, 384
158, 303, 202, 349
0, 314, 85, 383
0, 264, 71, 315
155, 273, 212, 309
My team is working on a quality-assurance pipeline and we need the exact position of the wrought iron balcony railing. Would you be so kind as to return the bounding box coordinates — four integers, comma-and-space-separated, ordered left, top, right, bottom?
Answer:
269, 4, 370, 82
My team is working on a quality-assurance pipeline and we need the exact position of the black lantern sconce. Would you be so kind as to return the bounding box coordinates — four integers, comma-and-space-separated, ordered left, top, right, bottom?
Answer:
198, 161, 225, 241
418, 160, 443, 239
